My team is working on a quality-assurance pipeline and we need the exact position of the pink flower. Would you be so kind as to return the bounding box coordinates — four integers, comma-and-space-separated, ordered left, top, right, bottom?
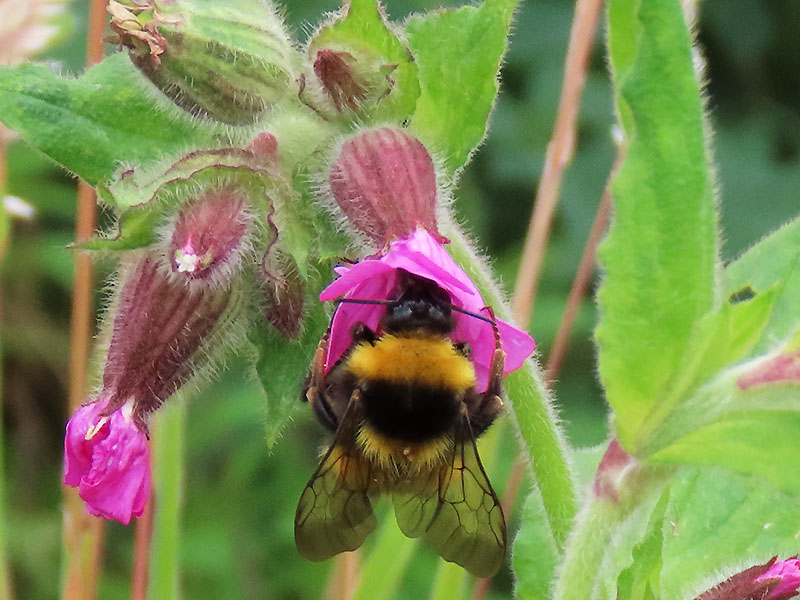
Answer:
758, 557, 800, 599
64, 397, 150, 525
320, 228, 535, 392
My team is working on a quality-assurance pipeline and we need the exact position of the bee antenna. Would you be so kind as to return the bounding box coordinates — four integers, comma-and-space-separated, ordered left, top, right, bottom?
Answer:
333, 297, 496, 325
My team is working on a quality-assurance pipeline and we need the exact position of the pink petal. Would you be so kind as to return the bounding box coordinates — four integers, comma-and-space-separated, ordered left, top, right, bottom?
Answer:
759, 557, 800, 599
63, 401, 151, 525
320, 229, 535, 390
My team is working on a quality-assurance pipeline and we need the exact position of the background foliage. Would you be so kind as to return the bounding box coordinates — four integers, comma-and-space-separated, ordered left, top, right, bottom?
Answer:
1, 0, 799, 598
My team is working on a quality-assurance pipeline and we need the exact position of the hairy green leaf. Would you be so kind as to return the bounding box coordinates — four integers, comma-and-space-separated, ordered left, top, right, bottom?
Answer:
406, 0, 517, 174
0, 54, 220, 186
634, 217, 800, 493
660, 467, 800, 600
596, 0, 717, 452
250, 295, 331, 447
725, 215, 800, 354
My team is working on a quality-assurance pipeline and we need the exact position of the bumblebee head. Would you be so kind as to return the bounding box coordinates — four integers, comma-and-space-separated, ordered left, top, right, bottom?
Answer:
382, 279, 453, 335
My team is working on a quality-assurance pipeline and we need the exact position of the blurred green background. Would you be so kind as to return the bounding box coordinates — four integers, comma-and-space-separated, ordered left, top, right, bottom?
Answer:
1, 0, 798, 598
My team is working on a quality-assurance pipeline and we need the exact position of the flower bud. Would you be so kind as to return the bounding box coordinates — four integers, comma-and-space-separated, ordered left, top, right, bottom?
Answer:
108, 0, 298, 125
312, 49, 372, 113
168, 187, 250, 284
325, 127, 446, 250
694, 556, 800, 600
259, 247, 305, 339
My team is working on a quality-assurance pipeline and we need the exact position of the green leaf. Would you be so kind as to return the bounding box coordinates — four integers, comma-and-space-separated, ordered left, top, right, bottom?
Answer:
73, 207, 159, 251
627, 217, 800, 493
659, 467, 800, 600
309, 0, 420, 121
0, 54, 220, 186
596, 0, 718, 452
513, 486, 559, 600
553, 462, 672, 600
405, 0, 517, 174
725, 215, 800, 354
250, 294, 331, 447
614, 491, 667, 600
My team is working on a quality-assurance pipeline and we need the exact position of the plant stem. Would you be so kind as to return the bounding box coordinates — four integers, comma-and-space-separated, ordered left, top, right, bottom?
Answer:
553, 462, 671, 600
493, 146, 623, 554
0, 139, 13, 600
131, 495, 154, 600
350, 519, 416, 600
148, 399, 186, 599
325, 552, 361, 600
511, 0, 606, 326
61, 2, 107, 598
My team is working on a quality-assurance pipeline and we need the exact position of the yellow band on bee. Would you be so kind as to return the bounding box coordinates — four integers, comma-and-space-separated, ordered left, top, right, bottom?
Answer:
346, 334, 476, 392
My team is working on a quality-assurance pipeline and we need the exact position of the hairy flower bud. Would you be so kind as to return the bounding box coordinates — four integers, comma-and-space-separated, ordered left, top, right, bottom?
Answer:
259, 247, 305, 339
108, 0, 298, 125
312, 48, 374, 113
694, 556, 800, 600
168, 187, 250, 283
325, 127, 446, 250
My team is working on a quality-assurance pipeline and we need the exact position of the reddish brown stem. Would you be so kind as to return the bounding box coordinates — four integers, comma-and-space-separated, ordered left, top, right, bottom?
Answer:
324, 551, 361, 600
511, 0, 605, 326
62, 2, 107, 599
131, 495, 154, 600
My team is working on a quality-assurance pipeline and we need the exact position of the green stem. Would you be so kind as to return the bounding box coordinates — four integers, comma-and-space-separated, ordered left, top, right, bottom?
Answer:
553, 462, 671, 600
443, 219, 578, 550
351, 516, 416, 600
148, 398, 187, 599
430, 562, 468, 600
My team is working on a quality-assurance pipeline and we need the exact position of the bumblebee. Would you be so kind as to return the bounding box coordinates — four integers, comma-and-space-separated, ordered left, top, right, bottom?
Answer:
295, 272, 507, 578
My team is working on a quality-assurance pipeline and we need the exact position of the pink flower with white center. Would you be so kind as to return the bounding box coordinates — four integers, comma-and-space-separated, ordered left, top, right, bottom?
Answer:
758, 557, 800, 599
63, 397, 150, 525
320, 228, 535, 392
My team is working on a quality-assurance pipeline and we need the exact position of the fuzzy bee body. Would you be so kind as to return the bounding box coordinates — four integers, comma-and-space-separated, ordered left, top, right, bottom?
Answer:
295, 273, 507, 578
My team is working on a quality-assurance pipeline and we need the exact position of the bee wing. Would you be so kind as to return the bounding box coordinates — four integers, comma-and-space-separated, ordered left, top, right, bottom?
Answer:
393, 414, 507, 578
295, 393, 378, 561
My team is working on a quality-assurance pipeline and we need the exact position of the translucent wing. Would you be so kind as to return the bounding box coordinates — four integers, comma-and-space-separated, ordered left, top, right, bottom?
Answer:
295, 393, 378, 561
393, 414, 507, 578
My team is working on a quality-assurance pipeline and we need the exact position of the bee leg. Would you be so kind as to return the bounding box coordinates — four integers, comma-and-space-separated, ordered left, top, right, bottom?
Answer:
303, 330, 339, 432
470, 307, 506, 437
350, 322, 377, 345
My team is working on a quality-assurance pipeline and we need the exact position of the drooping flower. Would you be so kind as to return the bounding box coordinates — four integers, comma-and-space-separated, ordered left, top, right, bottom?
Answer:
319, 228, 535, 392
64, 397, 150, 524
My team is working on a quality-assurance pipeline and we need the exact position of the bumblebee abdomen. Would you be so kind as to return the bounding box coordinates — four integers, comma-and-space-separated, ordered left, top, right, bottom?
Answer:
359, 380, 461, 442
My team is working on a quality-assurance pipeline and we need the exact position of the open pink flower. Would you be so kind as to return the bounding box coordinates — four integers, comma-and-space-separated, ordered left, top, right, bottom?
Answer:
320, 228, 535, 392
758, 557, 800, 599
64, 397, 150, 524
